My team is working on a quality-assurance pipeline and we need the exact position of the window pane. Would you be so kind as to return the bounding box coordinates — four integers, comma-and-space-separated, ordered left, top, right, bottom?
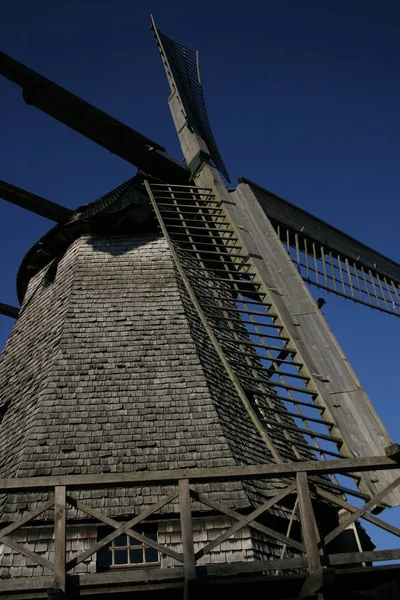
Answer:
114, 550, 128, 565
128, 535, 140, 546
145, 546, 159, 563
97, 548, 111, 569
114, 535, 128, 547
129, 549, 143, 564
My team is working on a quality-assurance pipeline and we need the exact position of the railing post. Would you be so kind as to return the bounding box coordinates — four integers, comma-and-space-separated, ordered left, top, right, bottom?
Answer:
53, 485, 66, 596
296, 473, 323, 598
179, 479, 196, 599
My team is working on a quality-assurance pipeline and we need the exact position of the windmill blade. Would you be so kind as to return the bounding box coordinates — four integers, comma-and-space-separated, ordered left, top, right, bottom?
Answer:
239, 178, 400, 317
0, 51, 189, 184
0, 302, 19, 319
0, 180, 72, 223
151, 16, 230, 182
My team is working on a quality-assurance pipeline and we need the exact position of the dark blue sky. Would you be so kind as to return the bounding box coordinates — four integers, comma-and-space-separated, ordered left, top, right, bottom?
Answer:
1, 0, 400, 543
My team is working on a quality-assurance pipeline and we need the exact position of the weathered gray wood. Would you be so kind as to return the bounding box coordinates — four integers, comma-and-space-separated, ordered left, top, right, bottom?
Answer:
0, 497, 54, 538
0, 576, 53, 592
53, 485, 66, 592
195, 481, 297, 560
193, 490, 304, 552
179, 479, 196, 599
239, 177, 400, 285
226, 181, 400, 507
0, 456, 398, 492
296, 473, 321, 575
316, 486, 400, 538
323, 475, 400, 545
329, 548, 400, 565
67, 490, 182, 570
145, 179, 283, 462
0, 536, 54, 572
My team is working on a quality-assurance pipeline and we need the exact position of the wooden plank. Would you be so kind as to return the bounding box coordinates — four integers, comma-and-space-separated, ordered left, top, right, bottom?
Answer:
329, 548, 400, 565
296, 473, 321, 575
316, 486, 400, 538
79, 566, 185, 586
193, 490, 304, 552
0, 576, 53, 592
0, 456, 399, 493
53, 485, 66, 592
195, 481, 297, 560
0, 497, 54, 538
179, 479, 196, 599
66, 490, 182, 570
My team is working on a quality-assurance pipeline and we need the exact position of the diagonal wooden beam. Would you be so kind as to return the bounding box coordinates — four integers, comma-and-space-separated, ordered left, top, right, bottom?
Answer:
316, 480, 400, 546
194, 481, 297, 560
66, 490, 182, 570
0, 497, 54, 539
192, 489, 304, 553
0, 52, 189, 184
0, 536, 54, 572
0, 302, 19, 319
0, 180, 72, 223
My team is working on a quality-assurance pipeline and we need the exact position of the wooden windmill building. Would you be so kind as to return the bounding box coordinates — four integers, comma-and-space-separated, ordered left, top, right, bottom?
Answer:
0, 16, 400, 599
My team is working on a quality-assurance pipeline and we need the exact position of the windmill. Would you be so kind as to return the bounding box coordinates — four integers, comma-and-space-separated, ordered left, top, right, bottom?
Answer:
0, 16, 399, 600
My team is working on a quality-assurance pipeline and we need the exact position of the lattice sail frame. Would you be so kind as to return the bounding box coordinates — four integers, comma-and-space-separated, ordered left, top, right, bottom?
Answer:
145, 181, 374, 499
239, 180, 400, 318
274, 222, 400, 317
151, 17, 230, 182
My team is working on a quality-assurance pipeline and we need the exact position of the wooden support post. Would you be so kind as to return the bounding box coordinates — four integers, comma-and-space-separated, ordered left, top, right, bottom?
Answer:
297, 473, 323, 599
53, 485, 66, 595
179, 479, 195, 599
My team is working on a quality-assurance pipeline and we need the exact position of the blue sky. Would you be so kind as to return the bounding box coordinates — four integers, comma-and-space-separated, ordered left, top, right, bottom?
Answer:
1, 1, 399, 549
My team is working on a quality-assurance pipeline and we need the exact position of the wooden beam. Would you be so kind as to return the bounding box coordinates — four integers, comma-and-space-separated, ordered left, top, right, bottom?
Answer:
53, 486, 66, 593
0, 497, 54, 539
323, 475, 400, 546
228, 181, 400, 506
0, 302, 19, 319
0, 456, 398, 493
296, 473, 321, 576
179, 479, 196, 599
316, 486, 400, 539
0, 534, 54, 572
0, 180, 72, 223
0, 52, 189, 184
297, 472, 324, 599
239, 177, 400, 284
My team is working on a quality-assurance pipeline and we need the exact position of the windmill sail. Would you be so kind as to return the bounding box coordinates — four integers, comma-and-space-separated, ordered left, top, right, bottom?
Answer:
240, 178, 400, 317
152, 23, 400, 506
151, 17, 230, 182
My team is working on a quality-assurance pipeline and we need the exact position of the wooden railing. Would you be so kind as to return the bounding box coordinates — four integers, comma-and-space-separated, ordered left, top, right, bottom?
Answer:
1, 456, 400, 597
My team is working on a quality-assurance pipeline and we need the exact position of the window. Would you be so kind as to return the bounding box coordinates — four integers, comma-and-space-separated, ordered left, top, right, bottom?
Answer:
97, 528, 159, 570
